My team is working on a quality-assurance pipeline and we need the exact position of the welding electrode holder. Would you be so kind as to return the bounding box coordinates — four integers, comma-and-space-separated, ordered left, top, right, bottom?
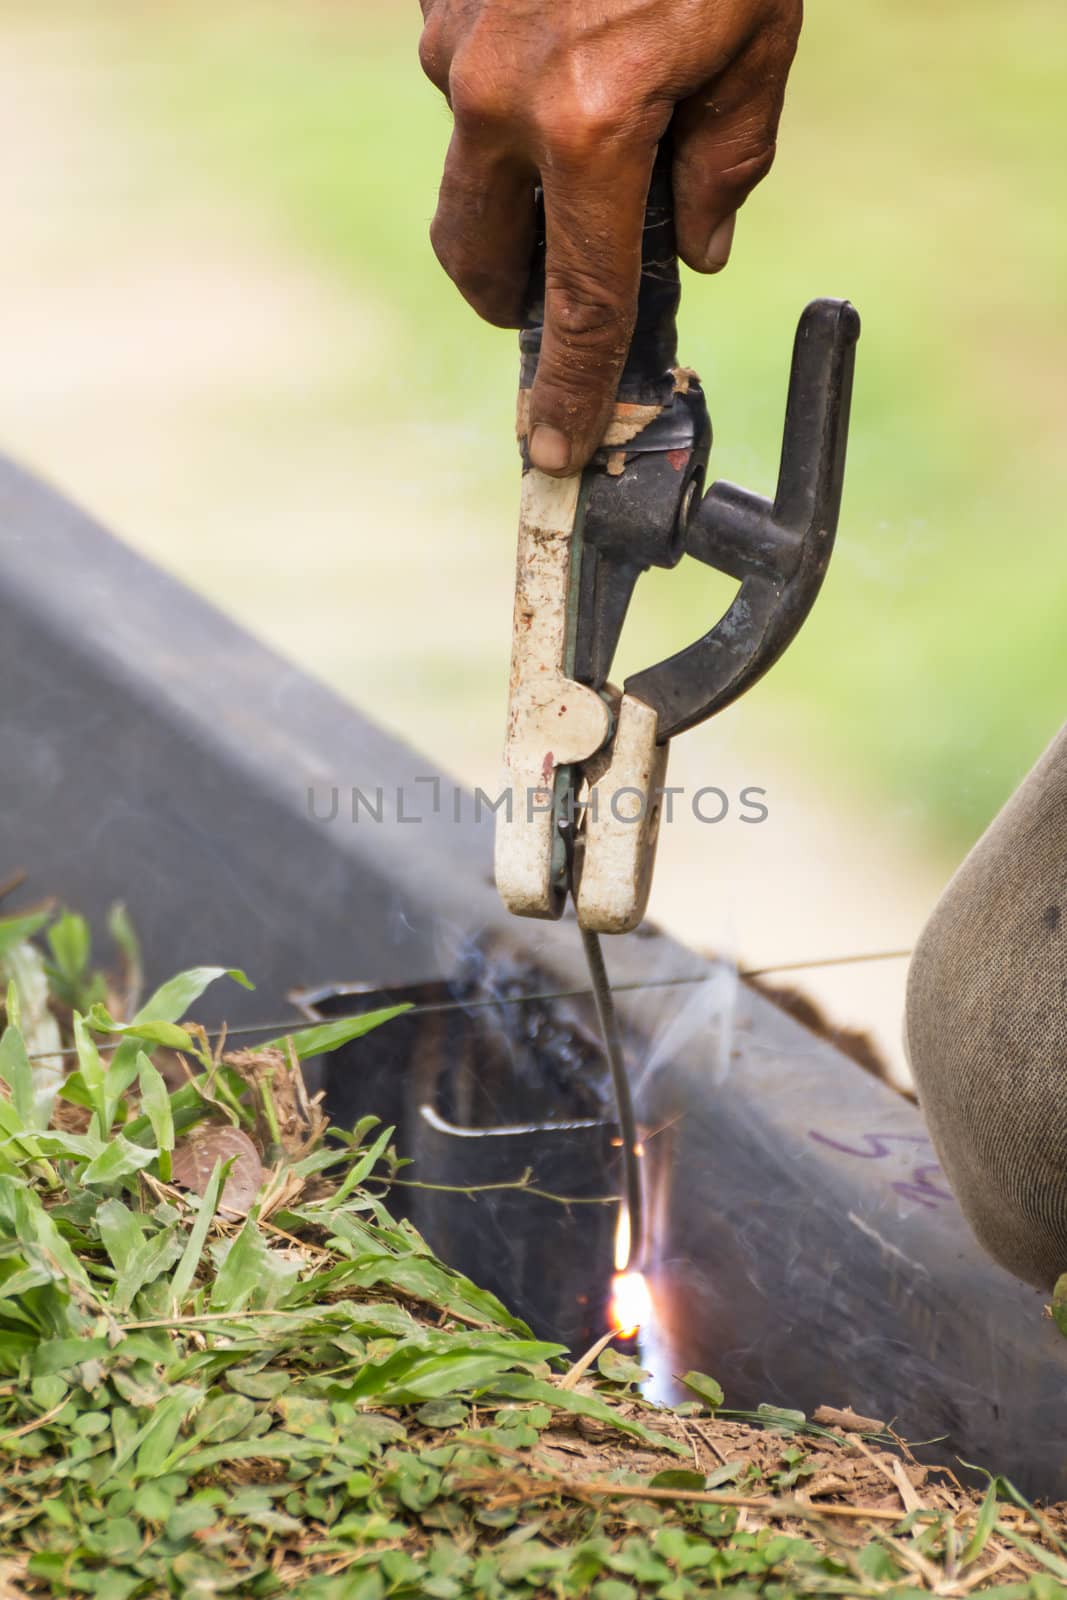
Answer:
497, 145, 860, 933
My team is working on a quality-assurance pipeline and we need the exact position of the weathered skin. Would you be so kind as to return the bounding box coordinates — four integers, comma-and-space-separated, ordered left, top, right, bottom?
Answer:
417, 0, 802, 475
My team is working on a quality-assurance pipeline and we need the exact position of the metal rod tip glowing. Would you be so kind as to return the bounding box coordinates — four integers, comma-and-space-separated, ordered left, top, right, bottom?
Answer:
610, 1269, 652, 1340
614, 1202, 633, 1273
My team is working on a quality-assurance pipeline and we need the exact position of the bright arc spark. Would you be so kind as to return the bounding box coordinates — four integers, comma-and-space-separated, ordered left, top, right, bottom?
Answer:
610, 1270, 653, 1340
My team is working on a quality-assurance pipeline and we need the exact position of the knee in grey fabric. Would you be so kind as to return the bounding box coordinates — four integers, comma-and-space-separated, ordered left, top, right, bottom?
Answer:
906, 722, 1067, 1290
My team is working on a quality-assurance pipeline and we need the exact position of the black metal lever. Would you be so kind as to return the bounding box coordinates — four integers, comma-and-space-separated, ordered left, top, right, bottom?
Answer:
516, 141, 860, 745
625, 297, 861, 740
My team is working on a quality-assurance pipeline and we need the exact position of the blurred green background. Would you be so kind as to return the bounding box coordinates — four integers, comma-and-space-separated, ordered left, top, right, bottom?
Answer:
101, 0, 1067, 850
1, 0, 1064, 1066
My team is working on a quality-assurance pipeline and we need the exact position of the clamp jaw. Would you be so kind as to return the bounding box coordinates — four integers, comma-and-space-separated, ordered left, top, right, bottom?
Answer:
495, 152, 861, 934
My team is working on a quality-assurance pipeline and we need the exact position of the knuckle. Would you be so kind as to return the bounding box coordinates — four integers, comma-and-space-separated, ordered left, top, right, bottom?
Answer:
720, 136, 777, 192
417, 20, 451, 91
448, 57, 519, 130
702, 107, 779, 197
532, 54, 640, 162
535, 98, 629, 164
547, 269, 628, 348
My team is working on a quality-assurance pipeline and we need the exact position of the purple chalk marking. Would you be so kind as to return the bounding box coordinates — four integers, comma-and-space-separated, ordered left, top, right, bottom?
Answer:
891, 1163, 954, 1210
808, 1129, 953, 1212
808, 1130, 931, 1160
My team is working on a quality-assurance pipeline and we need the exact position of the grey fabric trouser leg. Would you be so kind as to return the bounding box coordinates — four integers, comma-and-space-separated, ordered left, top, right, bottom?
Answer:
907, 722, 1067, 1290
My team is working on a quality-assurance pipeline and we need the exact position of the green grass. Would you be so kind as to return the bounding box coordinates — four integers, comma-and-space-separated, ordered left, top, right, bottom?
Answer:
25, 1, 1067, 853
2, 903, 1066, 1597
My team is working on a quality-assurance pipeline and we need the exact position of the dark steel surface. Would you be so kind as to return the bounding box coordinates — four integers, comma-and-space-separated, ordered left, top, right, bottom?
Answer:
298, 974, 619, 1350
632, 973, 1055, 1486
0, 454, 494, 1041
414, 1106, 618, 1350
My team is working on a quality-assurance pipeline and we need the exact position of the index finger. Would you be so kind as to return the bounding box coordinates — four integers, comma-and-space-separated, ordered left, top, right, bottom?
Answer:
528, 145, 656, 477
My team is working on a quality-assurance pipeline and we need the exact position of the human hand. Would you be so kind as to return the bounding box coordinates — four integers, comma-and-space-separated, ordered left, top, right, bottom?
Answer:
418, 0, 801, 474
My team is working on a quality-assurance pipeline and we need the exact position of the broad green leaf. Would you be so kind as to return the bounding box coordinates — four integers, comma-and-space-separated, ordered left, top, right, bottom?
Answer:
263, 1003, 410, 1062
112, 1227, 185, 1315
998, 1530, 1067, 1584
328, 1124, 396, 1206
29, 1128, 104, 1161
343, 1347, 536, 1405
326, 1247, 528, 1333
57, 1070, 93, 1110
0, 1092, 55, 1173
99, 965, 251, 1085
176, 1435, 325, 1474
288, 1146, 352, 1180
680, 1371, 725, 1411
227, 1369, 290, 1400
597, 1347, 650, 1388
133, 1481, 179, 1524
3, 942, 63, 1121
961, 1479, 1000, 1565
46, 909, 91, 981
0, 1022, 37, 1129
0, 908, 51, 960
183, 1393, 258, 1449
32, 1336, 111, 1376
416, 1399, 468, 1428
87, 1005, 194, 1053
210, 1220, 295, 1314
82, 1137, 160, 1187
43, 911, 104, 1012
72, 1012, 108, 1128
136, 1053, 175, 1181
95, 1198, 146, 1273
122, 1081, 210, 1148
649, 1469, 707, 1491
170, 1160, 225, 1310
274, 1395, 335, 1440
134, 966, 253, 1025
11, 1184, 91, 1291
755, 1403, 806, 1429
116, 1388, 202, 1478
705, 1460, 745, 1488
487, 1374, 687, 1455
104, 1050, 144, 1131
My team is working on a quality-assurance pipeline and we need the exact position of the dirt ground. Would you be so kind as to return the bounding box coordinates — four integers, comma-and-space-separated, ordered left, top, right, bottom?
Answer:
530, 1394, 1067, 1585
0, 14, 949, 1083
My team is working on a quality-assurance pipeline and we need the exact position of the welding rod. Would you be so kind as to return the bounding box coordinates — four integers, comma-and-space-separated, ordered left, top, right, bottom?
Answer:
581, 926, 643, 1269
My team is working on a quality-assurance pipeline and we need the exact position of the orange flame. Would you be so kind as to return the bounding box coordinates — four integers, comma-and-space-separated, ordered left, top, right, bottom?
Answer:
610, 1202, 651, 1339
610, 1269, 652, 1340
